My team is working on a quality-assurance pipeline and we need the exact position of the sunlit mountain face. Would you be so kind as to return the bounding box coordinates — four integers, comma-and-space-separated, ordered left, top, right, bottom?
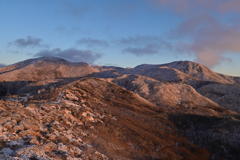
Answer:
0, 57, 240, 159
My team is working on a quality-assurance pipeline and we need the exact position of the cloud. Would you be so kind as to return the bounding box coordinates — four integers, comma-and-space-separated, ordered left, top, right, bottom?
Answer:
62, 1, 89, 19
117, 35, 175, 55
152, 0, 240, 13
9, 36, 48, 48
104, 1, 140, 19
34, 48, 101, 64
54, 25, 81, 34
76, 38, 109, 47
117, 15, 240, 68
118, 35, 160, 45
170, 13, 240, 67
123, 44, 160, 55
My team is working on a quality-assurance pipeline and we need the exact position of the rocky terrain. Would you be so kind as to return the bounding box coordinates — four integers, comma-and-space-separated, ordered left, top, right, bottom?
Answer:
0, 57, 240, 159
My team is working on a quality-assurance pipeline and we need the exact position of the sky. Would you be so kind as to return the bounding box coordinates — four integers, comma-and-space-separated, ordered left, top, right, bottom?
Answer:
1, 0, 240, 76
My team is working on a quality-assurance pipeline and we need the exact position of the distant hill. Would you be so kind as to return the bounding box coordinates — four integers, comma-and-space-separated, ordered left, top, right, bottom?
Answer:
134, 61, 238, 84
0, 57, 99, 81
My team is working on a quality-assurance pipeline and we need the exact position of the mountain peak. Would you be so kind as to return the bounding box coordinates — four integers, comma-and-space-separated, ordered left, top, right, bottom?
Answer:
18, 56, 88, 66
0, 57, 98, 81
133, 60, 236, 84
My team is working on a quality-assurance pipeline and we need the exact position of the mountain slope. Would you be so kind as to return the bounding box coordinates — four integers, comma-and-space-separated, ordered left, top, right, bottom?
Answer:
131, 61, 240, 113
0, 57, 99, 81
135, 61, 237, 84
1, 57, 240, 159
195, 82, 240, 113
0, 78, 213, 159
114, 74, 233, 115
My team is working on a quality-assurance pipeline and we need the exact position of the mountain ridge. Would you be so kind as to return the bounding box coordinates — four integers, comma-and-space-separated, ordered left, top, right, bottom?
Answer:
0, 57, 240, 159
135, 60, 237, 84
1, 57, 239, 83
0, 57, 99, 82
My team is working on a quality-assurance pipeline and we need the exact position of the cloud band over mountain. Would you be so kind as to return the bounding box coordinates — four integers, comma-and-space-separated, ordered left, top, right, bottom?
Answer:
34, 48, 101, 65
153, 0, 240, 13
8, 36, 49, 48
169, 13, 240, 67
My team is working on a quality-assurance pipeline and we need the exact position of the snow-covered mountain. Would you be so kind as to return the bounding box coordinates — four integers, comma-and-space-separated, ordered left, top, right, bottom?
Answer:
1, 57, 240, 159
134, 61, 238, 84
1, 57, 238, 84
0, 57, 99, 81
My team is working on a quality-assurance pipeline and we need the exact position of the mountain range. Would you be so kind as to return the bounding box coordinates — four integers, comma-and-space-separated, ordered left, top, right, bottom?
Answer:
0, 57, 240, 159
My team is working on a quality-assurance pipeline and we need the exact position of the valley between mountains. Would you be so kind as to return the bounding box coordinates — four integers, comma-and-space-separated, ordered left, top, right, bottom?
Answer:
0, 57, 240, 160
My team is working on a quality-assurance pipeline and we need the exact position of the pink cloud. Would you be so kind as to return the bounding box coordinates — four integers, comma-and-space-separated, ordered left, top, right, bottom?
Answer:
153, 0, 240, 13
170, 13, 240, 68
216, 0, 240, 13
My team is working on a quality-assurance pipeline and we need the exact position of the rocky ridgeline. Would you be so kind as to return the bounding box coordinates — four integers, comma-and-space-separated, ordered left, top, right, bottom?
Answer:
0, 88, 112, 159
0, 78, 216, 160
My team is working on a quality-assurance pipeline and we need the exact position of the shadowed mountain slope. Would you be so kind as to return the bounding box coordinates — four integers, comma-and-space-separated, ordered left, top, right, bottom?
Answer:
113, 74, 236, 116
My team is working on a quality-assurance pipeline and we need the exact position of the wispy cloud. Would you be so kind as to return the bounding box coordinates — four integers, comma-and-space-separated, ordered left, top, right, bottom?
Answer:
8, 36, 48, 48
104, 1, 140, 19
123, 44, 160, 55
152, 0, 240, 13
61, 0, 89, 19
118, 35, 160, 45
54, 25, 82, 34
34, 48, 101, 65
76, 38, 109, 48
115, 16, 240, 68
117, 35, 175, 55
169, 13, 240, 67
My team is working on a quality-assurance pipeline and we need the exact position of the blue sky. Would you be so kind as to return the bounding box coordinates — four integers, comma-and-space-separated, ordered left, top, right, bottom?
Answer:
1, 0, 240, 76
